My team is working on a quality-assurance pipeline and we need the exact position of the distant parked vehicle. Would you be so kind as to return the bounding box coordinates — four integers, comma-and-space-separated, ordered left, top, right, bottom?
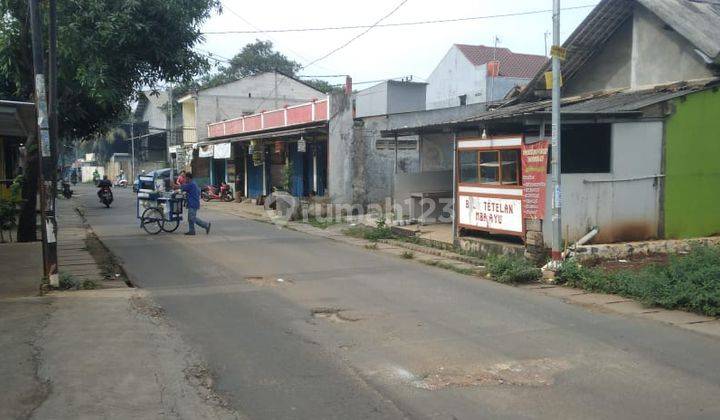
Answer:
201, 182, 234, 202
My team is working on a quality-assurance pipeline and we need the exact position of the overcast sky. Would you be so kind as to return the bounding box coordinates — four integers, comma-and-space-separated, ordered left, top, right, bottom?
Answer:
197, 0, 598, 87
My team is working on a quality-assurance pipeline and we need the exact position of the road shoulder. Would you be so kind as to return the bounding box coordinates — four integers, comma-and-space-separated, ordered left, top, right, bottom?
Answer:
31, 288, 242, 420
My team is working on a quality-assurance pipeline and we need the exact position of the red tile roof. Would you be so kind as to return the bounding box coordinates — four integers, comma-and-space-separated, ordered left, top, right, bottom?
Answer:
455, 44, 548, 79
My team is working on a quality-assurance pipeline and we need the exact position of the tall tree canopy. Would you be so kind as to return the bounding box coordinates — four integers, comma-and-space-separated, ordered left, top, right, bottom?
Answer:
200, 40, 334, 93
0, 0, 220, 241
0, 0, 221, 140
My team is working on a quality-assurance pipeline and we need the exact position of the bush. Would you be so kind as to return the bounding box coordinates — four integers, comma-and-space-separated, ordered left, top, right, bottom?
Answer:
363, 218, 395, 242
486, 255, 541, 284
401, 251, 414, 259
556, 245, 720, 317
59, 273, 78, 290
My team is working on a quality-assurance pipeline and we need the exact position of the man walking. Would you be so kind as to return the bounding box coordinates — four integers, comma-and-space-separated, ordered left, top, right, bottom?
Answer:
179, 173, 211, 235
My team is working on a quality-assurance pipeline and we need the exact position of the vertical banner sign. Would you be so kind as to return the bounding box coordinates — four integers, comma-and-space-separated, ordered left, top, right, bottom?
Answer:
521, 140, 549, 219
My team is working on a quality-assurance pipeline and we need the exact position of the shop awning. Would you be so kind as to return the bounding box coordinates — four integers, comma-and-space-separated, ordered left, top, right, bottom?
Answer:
199, 121, 328, 146
0, 100, 36, 138
381, 79, 720, 137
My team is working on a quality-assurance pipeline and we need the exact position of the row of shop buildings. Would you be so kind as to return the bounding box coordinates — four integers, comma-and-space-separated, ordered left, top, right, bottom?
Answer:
169, 0, 720, 256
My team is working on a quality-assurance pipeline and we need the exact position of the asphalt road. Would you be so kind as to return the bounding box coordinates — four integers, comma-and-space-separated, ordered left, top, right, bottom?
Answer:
78, 185, 720, 420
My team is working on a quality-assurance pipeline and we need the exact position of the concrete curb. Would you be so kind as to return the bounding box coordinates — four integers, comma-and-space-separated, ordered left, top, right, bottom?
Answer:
520, 284, 720, 338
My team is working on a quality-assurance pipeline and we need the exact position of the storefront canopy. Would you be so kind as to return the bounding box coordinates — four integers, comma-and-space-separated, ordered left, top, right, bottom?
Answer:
0, 100, 35, 138
381, 79, 720, 137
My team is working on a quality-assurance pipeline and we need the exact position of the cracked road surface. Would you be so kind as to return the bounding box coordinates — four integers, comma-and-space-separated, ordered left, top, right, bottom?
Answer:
80, 186, 720, 419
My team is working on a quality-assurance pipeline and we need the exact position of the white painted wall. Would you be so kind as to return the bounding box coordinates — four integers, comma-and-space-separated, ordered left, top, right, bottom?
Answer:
354, 82, 388, 118
541, 121, 664, 245
426, 46, 487, 110
141, 91, 169, 131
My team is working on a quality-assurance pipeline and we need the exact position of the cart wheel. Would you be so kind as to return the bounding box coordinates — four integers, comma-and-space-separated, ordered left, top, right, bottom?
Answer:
161, 219, 180, 233
141, 207, 164, 235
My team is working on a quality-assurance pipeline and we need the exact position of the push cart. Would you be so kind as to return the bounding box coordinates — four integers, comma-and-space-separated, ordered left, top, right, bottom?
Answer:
136, 173, 185, 235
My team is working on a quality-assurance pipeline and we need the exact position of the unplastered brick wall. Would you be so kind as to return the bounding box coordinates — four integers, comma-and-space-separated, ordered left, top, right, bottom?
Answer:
575, 237, 720, 260
524, 218, 546, 262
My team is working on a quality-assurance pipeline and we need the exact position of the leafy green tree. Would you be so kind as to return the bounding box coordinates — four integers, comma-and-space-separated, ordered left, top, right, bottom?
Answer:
0, 0, 219, 241
201, 40, 300, 88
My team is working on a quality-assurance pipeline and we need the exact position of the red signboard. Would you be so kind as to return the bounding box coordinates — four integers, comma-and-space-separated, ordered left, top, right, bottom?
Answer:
314, 100, 328, 121
521, 140, 549, 219
208, 124, 224, 138
286, 104, 313, 125
206, 98, 330, 139
264, 109, 285, 127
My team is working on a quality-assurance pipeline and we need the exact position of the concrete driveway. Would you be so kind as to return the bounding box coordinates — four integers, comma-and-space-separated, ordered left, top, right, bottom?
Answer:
79, 185, 720, 420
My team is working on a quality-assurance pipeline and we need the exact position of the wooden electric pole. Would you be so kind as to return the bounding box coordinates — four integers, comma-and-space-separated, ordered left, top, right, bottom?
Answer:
29, 0, 59, 286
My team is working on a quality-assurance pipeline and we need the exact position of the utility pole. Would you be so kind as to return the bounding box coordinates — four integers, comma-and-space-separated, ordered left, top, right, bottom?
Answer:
130, 120, 135, 182
550, 0, 563, 261
48, 0, 60, 281
544, 30, 551, 56
490, 36, 499, 102
168, 85, 174, 179
29, 0, 59, 287
274, 70, 279, 109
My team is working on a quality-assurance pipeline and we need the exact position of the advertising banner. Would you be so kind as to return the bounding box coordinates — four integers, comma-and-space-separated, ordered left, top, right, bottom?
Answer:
213, 142, 231, 159
521, 140, 549, 219
198, 144, 214, 158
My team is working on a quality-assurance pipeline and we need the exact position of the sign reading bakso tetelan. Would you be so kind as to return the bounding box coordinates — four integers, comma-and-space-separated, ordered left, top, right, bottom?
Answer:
458, 195, 523, 234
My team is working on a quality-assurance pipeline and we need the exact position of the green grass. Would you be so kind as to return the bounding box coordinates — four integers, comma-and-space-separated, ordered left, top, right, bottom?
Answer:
557, 245, 720, 317
304, 216, 339, 230
486, 255, 541, 284
342, 219, 395, 242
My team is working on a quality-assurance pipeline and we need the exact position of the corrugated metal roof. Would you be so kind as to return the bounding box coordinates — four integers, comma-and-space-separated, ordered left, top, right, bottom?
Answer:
467, 79, 719, 122
381, 79, 719, 136
0, 100, 36, 138
455, 44, 547, 79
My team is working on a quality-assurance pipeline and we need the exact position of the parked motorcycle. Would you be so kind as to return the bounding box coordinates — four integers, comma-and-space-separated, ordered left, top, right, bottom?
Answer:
114, 178, 128, 188
201, 183, 234, 202
61, 180, 73, 199
99, 187, 113, 208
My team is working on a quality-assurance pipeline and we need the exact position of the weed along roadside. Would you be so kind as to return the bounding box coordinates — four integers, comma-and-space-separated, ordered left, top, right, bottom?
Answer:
336, 217, 720, 335
556, 245, 720, 318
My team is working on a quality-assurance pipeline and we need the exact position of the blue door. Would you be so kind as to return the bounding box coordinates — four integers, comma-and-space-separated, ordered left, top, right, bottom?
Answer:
246, 152, 264, 198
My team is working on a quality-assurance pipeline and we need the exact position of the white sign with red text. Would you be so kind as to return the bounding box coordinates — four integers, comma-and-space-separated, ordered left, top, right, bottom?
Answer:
458, 195, 523, 233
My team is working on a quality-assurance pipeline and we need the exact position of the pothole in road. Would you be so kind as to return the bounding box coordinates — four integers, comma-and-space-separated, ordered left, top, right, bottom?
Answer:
311, 307, 361, 323
130, 295, 165, 318
387, 358, 571, 390
244, 275, 293, 287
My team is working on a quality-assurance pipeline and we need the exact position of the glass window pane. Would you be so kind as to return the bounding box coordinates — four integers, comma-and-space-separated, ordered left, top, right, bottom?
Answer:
479, 151, 499, 184
501, 149, 520, 185
459, 151, 478, 183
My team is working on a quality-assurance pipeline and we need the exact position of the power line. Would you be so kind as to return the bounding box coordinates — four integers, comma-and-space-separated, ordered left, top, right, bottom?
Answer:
303, 0, 409, 69
217, 2, 340, 74
203, 4, 597, 35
